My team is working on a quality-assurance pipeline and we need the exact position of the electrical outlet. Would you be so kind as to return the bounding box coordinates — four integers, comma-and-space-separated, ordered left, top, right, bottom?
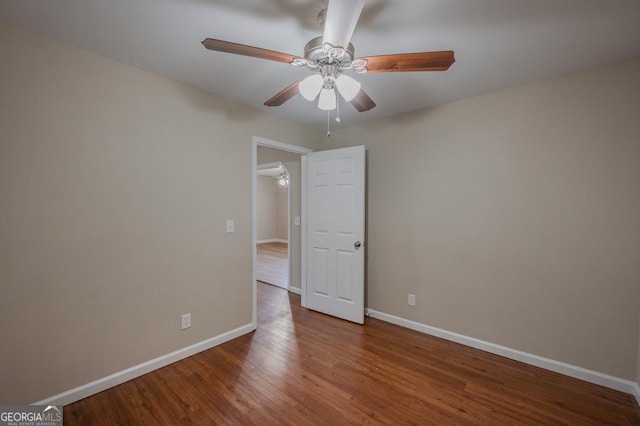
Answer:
408, 294, 416, 307
181, 313, 191, 330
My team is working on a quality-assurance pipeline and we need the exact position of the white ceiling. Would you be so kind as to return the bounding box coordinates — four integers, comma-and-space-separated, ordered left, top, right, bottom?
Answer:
2, 0, 640, 131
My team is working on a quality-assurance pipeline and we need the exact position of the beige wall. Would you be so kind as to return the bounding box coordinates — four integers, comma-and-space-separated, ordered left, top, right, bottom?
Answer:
257, 147, 302, 289
0, 22, 320, 403
256, 174, 288, 241
328, 57, 640, 380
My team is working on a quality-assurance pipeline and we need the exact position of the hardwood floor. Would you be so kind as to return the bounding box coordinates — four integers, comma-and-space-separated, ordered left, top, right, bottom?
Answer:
256, 242, 288, 288
64, 283, 640, 425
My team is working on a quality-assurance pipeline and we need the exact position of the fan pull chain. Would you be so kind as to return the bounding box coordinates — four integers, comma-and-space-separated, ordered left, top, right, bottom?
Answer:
336, 98, 341, 123
327, 109, 331, 138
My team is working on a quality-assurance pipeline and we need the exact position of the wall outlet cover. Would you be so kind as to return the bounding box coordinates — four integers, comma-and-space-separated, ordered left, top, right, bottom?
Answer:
181, 313, 191, 330
408, 294, 416, 307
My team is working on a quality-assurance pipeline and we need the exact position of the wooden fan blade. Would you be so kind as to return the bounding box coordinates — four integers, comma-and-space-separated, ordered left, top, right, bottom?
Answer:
202, 38, 299, 64
364, 51, 455, 73
350, 89, 376, 112
264, 82, 300, 107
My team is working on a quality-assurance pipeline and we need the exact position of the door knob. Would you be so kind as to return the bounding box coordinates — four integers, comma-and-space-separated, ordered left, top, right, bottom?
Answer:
354, 241, 362, 249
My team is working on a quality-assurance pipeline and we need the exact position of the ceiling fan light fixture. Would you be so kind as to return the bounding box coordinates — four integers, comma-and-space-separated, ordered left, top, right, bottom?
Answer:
299, 74, 324, 100
335, 74, 361, 101
318, 87, 337, 110
202, 0, 454, 118
277, 172, 289, 187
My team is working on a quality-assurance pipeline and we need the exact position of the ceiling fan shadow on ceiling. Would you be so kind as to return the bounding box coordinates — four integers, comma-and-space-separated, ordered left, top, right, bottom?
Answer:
201, 0, 389, 33
202, 0, 454, 118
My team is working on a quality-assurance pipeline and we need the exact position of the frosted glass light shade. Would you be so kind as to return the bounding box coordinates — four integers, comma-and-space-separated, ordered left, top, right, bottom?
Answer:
299, 74, 324, 101
335, 74, 361, 101
318, 88, 337, 110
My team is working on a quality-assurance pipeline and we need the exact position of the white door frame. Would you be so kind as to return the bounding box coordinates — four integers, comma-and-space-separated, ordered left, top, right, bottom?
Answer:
252, 136, 312, 329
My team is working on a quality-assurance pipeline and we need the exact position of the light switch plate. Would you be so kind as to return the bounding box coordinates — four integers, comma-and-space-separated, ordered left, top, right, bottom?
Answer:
226, 219, 234, 233
294, 216, 301, 226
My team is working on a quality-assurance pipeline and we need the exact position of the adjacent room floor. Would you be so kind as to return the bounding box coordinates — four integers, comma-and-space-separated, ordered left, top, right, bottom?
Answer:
256, 241, 288, 289
64, 283, 640, 424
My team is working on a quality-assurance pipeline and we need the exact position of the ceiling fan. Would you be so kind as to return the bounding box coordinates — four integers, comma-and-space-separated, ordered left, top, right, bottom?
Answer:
202, 0, 454, 114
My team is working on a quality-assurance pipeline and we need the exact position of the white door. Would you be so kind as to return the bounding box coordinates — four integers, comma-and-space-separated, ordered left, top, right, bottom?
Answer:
305, 145, 365, 324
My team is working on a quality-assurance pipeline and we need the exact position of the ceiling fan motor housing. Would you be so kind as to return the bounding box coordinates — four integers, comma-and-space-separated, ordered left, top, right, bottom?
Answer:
304, 36, 354, 68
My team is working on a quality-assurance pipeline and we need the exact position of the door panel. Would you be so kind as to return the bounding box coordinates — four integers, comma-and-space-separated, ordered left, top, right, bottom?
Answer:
306, 145, 365, 324
312, 247, 329, 296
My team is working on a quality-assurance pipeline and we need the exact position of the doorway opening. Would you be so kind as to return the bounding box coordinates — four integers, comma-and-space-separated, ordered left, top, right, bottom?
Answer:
256, 161, 290, 290
252, 137, 312, 329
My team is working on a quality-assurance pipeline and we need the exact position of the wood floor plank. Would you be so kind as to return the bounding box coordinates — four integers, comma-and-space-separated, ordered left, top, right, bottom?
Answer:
64, 283, 640, 425
256, 242, 288, 288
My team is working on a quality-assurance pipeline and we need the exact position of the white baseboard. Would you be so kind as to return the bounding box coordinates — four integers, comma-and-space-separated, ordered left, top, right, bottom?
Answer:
633, 383, 640, 406
288, 286, 301, 295
257, 239, 288, 244
365, 309, 638, 399
35, 323, 255, 406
